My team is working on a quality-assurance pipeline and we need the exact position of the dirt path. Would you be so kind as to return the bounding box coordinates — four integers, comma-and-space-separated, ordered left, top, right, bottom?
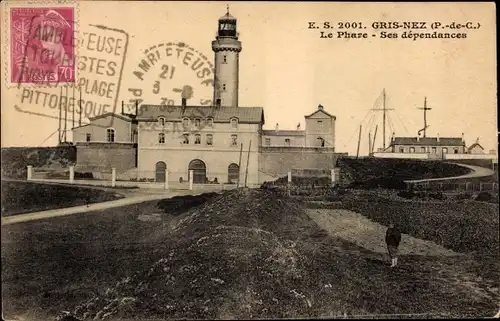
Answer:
1, 190, 204, 226
306, 209, 459, 257
405, 163, 495, 183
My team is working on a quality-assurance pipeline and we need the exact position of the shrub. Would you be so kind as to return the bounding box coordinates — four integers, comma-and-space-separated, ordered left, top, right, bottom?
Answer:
475, 191, 494, 202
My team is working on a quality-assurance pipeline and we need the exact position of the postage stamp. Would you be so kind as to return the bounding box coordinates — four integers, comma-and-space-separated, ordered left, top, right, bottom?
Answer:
8, 4, 77, 86
4, 0, 129, 130
126, 42, 215, 134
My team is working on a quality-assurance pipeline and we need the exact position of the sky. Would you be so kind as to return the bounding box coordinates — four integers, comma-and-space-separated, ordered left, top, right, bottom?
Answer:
1, 1, 497, 156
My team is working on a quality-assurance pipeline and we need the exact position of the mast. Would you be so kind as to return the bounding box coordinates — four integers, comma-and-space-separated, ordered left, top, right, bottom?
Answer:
368, 132, 372, 156
372, 125, 378, 154
417, 97, 432, 138
356, 125, 362, 158
382, 89, 386, 150
371, 89, 393, 151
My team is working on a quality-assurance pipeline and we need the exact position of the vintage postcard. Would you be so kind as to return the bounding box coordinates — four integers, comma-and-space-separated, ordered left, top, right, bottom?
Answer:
1, 1, 498, 320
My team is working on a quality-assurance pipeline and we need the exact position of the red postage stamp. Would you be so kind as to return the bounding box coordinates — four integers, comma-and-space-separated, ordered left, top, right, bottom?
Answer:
9, 6, 76, 86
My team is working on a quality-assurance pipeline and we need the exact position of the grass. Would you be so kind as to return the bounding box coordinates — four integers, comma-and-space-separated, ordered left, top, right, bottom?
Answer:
306, 191, 499, 256
1, 180, 123, 216
2, 189, 498, 321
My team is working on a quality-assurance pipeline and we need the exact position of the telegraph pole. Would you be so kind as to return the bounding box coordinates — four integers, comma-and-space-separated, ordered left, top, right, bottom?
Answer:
371, 88, 393, 151
417, 97, 432, 138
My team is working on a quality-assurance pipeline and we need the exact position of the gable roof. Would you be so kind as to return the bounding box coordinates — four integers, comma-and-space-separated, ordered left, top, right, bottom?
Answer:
136, 105, 265, 123
304, 109, 336, 120
468, 142, 484, 151
88, 113, 132, 122
262, 130, 306, 137
391, 136, 464, 146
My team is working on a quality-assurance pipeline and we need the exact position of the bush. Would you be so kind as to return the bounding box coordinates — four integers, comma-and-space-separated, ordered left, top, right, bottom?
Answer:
475, 191, 494, 202
349, 177, 407, 190
397, 190, 415, 199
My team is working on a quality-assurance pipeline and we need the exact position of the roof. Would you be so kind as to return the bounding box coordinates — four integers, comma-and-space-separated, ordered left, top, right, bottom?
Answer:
304, 109, 336, 120
391, 136, 464, 146
220, 12, 236, 21
136, 105, 264, 123
468, 142, 484, 151
88, 113, 132, 122
262, 130, 306, 137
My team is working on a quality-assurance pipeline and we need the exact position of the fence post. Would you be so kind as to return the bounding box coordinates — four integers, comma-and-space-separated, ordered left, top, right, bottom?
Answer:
69, 166, 75, 184
111, 168, 116, 187
27, 165, 33, 180
164, 170, 169, 190
287, 171, 292, 196
479, 182, 483, 192
466, 182, 470, 191
189, 170, 194, 191
331, 168, 336, 186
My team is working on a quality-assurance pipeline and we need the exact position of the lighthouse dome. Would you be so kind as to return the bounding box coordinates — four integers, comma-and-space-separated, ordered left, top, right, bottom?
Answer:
219, 12, 236, 21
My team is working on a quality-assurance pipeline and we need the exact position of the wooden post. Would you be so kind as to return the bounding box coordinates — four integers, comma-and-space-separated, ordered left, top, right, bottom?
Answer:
189, 170, 194, 190
331, 168, 336, 185
236, 143, 243, 188
288, 171, 292, 196
479, 182, 483, 192
69, 166, 75, 183
111, 168, 116, 187
27, 166, 33, 180
244, 140, 252, 188
164, 170, 169, 190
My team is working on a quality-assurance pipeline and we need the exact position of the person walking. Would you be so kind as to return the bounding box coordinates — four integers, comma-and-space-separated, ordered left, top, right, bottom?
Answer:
385, 222, 402, 267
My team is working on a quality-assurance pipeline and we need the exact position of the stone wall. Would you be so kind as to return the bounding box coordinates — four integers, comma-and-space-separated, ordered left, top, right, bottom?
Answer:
258, 146, 346, 182
75, 143, 137, 173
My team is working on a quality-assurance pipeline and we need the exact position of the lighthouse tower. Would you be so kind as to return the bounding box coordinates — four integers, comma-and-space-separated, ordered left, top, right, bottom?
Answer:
212, 7, 242, 107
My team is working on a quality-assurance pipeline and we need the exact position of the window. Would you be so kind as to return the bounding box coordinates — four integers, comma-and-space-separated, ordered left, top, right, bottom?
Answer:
454, 148, 459, 154
265, 138, 271, 146
420, 147, 426, 153
442, 147, 448, 154
206, 134, 213, 146
431, 147, 437, 154
231, 118, 238, 128
158, 133, 165, 144
194, 134, 201, 145
231, 134, 238, 146
207, 118, 213, 127
228, 163, 239, 183
317, 120, 323, 130
222, 84, 226, 91
106, 128, 115, 142
182, 118, 189, 128
86, 133, 91, 142
194, 118, 201, 128
158, 117, 165, 126
223, 55, 227, 63
399, 147, 405, 153
285, 138, 291, 146
183, 134, 189, 144
409, 147, 415, 153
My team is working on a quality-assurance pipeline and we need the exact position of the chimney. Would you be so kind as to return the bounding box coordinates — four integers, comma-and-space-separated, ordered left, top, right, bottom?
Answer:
437, 133, 440, 142
417, 135, 420, 142
275, 123, 279, 131
182, 98, 187, 107
135, 100, 139, 116
461, 132, 465, 141
318, 104, 324, 111
121, 101, 125, 115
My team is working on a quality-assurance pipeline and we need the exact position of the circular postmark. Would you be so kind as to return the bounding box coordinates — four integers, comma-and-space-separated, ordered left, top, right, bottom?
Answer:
126, 42, 215, 135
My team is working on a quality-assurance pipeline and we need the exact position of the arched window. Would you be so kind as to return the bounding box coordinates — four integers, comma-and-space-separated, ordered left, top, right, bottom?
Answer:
194, 134, 201, 144
158, 117, 165, 126
228, 163, 239, 183
206, 117, 214, 128
442, 147, 448, 154
206, 134, 213, 146
194, 118, 201, 128
182, 118, 189, 128
158, 133, 165, 144
231, 118, 238, 128
409, 147, 415, 153
106, 128, 115, 142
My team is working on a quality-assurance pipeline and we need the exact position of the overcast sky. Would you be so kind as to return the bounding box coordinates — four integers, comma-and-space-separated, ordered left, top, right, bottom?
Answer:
1, 1, 496, 156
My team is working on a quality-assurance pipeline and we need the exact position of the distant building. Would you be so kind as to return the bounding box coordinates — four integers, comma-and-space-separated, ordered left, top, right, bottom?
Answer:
387, 134, 466, 158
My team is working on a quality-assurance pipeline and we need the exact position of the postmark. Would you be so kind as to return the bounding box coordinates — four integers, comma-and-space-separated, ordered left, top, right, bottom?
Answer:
126, 42, 215, 135
9, 5, 76, 86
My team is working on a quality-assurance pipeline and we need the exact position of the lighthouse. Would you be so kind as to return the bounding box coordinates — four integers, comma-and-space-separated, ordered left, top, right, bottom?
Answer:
212, 6, 242, 107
